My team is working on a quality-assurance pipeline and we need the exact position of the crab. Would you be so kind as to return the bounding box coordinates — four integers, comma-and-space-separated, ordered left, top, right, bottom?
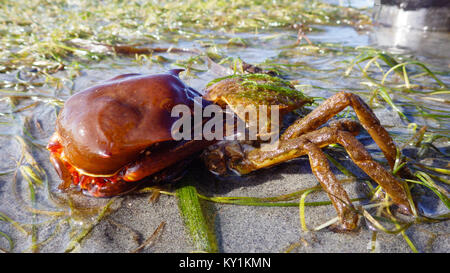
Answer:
47, 69, 412, 231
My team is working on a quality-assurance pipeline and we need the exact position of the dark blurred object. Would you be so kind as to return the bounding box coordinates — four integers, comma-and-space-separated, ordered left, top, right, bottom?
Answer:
370, 0, 450, 65
374, 0, 450, 31
381, 0, 449, 10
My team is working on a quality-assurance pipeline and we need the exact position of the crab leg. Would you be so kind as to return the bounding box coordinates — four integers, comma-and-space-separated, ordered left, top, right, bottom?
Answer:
336, 131, 411, 213
301, 139, 359, 231
235, 120, 359, 173
233, 121, 412, 219
281, 92, 400, 172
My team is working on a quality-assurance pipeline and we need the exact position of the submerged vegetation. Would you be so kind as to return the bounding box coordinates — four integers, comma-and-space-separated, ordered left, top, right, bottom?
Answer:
0, 0, 449, 253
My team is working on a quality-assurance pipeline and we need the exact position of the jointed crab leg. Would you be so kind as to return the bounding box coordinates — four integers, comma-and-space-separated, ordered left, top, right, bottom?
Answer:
336, 130, 411, 214
231, 120, 411, 229
281, 92, 400, 171
235, 120, 360, 172
301, 139, 359, 231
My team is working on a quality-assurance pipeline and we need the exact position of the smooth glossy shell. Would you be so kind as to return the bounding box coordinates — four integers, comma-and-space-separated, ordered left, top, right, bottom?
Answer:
56, 70, 200, 175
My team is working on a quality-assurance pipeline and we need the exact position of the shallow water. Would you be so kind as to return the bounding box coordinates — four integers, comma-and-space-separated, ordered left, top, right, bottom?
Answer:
0, 0, 448, 253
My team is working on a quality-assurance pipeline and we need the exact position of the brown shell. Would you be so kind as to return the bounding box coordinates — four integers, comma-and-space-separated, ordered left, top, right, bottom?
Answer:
204, 75, 312, 118
56, 70, 201, 175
